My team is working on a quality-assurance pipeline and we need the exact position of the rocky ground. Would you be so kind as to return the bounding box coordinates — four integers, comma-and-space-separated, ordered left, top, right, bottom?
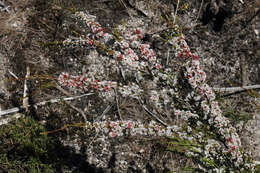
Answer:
0, 0, 260, 172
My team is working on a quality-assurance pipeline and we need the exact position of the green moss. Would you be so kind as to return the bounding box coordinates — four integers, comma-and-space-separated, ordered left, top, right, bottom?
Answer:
0, 116, 54, 172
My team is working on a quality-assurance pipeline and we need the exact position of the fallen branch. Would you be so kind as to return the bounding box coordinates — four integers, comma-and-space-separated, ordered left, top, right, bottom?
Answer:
213, 85, 260, 92
0, 93, 94, 117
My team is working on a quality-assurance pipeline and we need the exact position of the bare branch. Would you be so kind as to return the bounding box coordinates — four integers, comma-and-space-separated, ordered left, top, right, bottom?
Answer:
213, 85, 260, 92
0, 93, 94, 117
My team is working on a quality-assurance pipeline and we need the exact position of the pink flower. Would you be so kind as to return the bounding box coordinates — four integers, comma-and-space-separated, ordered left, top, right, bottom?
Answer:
229, 146, 236, 153
134, 29, 141, 35
155, 63, 162, 69
127, 122, 132, 129
88, 40, 93, 45
104, 86, 109, 91
93, 85, 98, 89
226, 137, 233, 144
117, 53, 123, 61
192, 55, 199, 60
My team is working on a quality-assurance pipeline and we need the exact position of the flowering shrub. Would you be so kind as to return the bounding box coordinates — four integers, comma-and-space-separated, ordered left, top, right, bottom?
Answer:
58, 11, 256, 172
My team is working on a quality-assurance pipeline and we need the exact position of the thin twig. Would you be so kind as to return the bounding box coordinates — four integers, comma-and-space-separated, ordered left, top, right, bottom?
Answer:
64, 101, 87, 123
173, 0, 180, 24
195, 0, 204, 24
142, 105, 167, 126
114, 88, 123, 120
55, 83, 88, 123
8, 70, 19, 80
0, 93, 94, 117
94, 104, 113, 122
138, 98, 167, 126
55, 83, 73, 97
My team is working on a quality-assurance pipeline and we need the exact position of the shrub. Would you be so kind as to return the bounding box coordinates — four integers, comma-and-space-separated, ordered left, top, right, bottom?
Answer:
55, 10, 257, 172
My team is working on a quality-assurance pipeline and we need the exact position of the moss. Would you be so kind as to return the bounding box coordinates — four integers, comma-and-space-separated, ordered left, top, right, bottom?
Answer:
0, 116, 54, 172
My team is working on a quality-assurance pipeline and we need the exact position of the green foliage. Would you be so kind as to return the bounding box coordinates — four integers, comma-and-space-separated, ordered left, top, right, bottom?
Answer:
158, 135, 200, 156
200, 157, 218, 168
255, 164, 260, 173
222, 104, 252, 124
0, 116, 54, 172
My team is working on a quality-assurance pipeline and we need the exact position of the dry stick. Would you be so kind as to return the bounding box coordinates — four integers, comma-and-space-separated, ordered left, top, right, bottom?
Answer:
94, 104, 113, 122
56, 83, 112, 123
87, 97, 113, 149
195, 0, 204, 24
138, 98, 168, 126
142, 105, 168, 126
213, 85, 260, 93
0, 93, 94, 117
114, 88, 123, 121
55, 84, 73, 97
8, 70, 19, 80
173, 0, 180, 24
23, 66, 30, 112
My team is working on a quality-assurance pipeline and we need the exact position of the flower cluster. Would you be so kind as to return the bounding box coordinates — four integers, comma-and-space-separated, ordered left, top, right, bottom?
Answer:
58, 72, 116, 92
84, 120, 180, 138
168, 34, 256, 170
58, 11, 256, 172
